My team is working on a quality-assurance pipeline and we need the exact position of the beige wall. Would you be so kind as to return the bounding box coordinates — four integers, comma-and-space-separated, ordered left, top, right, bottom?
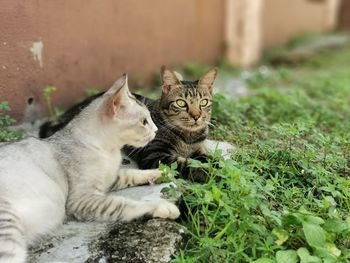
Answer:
0, 0, 225, 120
262, 0, 340, 49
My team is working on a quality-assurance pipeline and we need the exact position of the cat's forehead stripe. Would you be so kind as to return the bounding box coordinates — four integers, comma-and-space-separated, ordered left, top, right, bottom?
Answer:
183, 87, 204, 100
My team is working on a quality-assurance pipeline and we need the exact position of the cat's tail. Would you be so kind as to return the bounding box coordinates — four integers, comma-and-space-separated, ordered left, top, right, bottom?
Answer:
0, 202, 26, 263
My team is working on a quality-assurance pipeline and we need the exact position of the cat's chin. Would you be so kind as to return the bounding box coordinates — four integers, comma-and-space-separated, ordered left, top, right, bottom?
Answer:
184, 124, 206, 132
129, 135, 155, 148
175, 121, 205, 132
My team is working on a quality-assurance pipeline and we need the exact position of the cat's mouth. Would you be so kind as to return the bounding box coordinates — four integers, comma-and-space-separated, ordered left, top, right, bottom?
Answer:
184, 121, 206, 131
174, 119, 206, 132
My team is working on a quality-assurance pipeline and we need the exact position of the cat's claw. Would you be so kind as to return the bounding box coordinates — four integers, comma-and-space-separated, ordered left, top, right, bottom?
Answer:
146, 169, 162, 185
153, 201, 180, 219
148, 178, 155, 185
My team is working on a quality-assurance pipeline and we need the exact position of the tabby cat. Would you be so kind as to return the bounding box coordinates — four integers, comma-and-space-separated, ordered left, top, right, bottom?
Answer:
0, 74, 179, 263
124, 67, 217, 182
39, 67, 218, 182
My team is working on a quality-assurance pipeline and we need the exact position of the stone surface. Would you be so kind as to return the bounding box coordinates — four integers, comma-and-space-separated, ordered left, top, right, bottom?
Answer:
215, 75, 250, 98
29, 222, 108, 263
204, 139, 235, 160
29, 219, 185, 263
269, 33, 350, 64
87, 219, 185, 263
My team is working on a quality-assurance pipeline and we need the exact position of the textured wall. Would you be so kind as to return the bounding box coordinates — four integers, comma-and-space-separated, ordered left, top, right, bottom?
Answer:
0, 0, 225, 120
262, 0, 340, 49
0, 0, 341, 121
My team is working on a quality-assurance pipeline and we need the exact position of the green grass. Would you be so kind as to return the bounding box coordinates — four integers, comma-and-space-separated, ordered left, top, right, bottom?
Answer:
0, 101, 22, 142
170, 47, 350, 262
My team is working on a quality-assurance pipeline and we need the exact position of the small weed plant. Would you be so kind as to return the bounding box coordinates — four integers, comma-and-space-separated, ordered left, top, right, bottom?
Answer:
169, 48, 350, 262
43, 85, 64, 119
0, 101, 22, 142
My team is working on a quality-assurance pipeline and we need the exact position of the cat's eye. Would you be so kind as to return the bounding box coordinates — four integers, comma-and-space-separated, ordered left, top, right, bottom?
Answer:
176, 99, 187, 108
200, 99, 209, 107
142, 118, 148, 126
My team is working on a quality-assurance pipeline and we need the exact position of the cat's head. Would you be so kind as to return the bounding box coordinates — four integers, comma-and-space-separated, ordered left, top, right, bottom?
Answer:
96, 74, 157, 148
159, 66, 217, 132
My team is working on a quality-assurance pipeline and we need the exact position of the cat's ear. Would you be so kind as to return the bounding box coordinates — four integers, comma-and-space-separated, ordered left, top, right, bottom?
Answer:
105, 74, 128, 95
174, 71, 184, 81
198, 67, 218, 91
161, 65, 181, 93
105, 74, 130, 117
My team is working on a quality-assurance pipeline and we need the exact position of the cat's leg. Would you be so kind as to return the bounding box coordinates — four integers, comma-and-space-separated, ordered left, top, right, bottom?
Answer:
139, 152, 209, 183
68, 193, 180, 222
125, 142, 209, 183
190, 144, 213, 162
173, 156, 208, 183
188, 145, 222, 183
0, 201, 26, 263
109, 169, 162, 191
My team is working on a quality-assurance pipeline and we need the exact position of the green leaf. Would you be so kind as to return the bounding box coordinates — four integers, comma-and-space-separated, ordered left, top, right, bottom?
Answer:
0, 101, 10, 111
272, 228, 289, 246
54, 106, 64, 118
252, 258, 276, 263
276, 250, 298, 263
345, 217, 350, 230
314, 246, 338, 261
212, 186, 222, 202
323, 218, 348, 233
303, 215, 325, 225
325, 243, 341, 257
302, 221, 326, 247
43, 85, 56, 98
203, 191, 213, 203
188, 159, 203, 168
282, 213, 302, 227
297, 247, 321, 263
84, 88, 99, 96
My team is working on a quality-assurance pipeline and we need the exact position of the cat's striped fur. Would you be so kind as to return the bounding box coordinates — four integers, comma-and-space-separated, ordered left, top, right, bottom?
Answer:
0, 74, 179, 263
0, 200, 26, 262
124, 67, 217, 182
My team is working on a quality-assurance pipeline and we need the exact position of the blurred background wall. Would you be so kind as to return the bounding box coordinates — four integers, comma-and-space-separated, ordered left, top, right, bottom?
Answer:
263, 0, 340, 49
0, 0, 345, 120
339, 0, 350, 29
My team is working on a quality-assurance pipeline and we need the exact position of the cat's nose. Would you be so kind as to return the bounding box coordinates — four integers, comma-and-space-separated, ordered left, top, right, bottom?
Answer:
192, 114, 200, 121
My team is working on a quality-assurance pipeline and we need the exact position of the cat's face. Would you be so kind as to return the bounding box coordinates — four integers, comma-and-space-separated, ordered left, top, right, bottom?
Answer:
101, 74, 157, 147
160, 67, 217, 132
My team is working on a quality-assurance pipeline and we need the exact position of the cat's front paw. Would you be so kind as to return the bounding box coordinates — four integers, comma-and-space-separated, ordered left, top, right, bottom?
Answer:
145, 169, 162, 184
153, 201, 180, 219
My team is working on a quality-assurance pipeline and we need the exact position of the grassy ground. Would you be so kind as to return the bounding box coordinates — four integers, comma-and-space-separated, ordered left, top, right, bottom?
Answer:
1, 43, 350, 263
170, 47, 350, 263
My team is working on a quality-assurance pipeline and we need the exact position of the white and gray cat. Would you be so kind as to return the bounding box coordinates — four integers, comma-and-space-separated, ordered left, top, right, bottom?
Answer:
0, 74, 180, 263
